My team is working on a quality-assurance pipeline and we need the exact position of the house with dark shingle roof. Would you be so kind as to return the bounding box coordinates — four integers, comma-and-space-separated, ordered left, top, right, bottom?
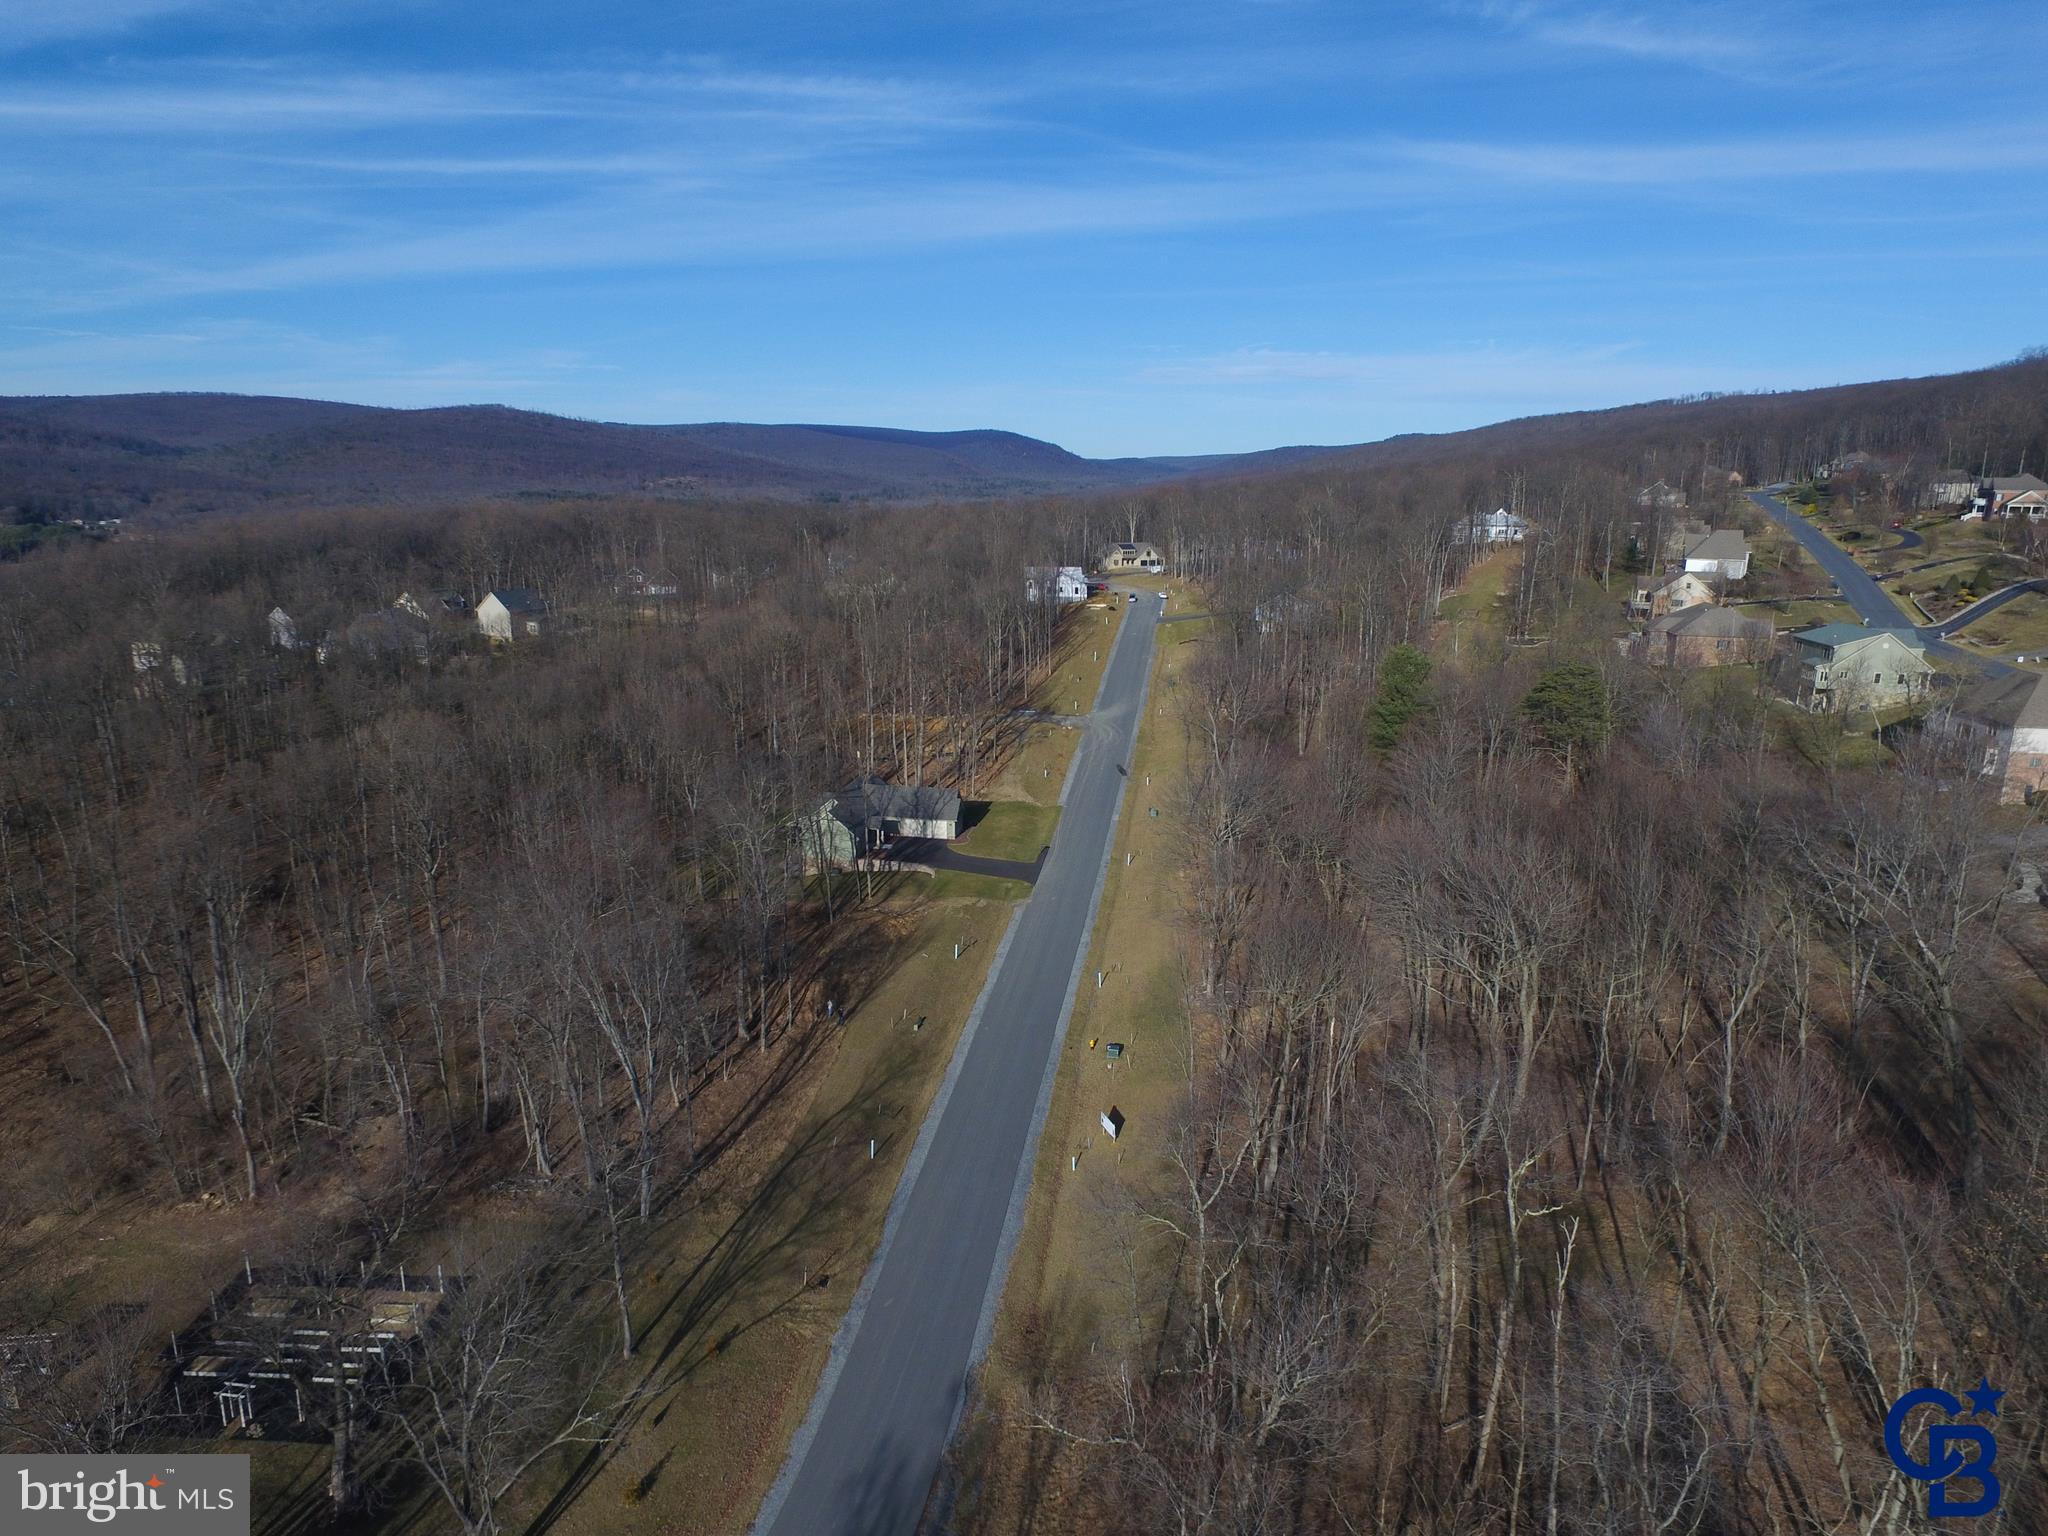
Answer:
1940, 670, 2048, 802
476, 588, 548, 642
804, 776, 963, 866
1099, 541, 1164, 574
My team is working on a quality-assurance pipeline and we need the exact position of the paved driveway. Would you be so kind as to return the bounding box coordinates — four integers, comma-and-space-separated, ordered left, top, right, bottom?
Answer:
751, 587, 1161, 1536
889, 837, 1045, 886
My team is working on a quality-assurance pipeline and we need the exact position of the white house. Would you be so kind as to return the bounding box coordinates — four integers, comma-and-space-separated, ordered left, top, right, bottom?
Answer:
1458, 507, 1530, 545
267, 606, 302, 650
614, 567, 679, 599
477, 588, 548, 642
130, 640, 188, 688
1676, 529, 1751, 581
1025, 565, 1088, 604
1925, 473, 1978, 507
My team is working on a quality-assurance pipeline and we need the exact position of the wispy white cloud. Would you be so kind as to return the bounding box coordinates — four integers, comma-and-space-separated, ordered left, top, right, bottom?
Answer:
0, 0, 215, 52
0, 59, 1008, 135
1452, 0, 2048, 84
44, 106, 2044, 309
0, 73, 567, 129
1461, 0, 1760, 70
1387, 123, 2048, 183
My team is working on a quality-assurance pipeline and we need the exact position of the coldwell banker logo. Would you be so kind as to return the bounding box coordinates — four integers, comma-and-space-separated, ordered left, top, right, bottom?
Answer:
1883, 1377, 2004, 1517
3, 1455, 248, 1534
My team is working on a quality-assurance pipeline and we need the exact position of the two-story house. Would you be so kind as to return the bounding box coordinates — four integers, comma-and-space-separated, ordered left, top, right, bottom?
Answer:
1099, 541, 1165, 574
1627, 569, 1717, 619
1779, 623, 1933, 712
1025, 565, 1089, 603
1631, 605, 1773, 668
1939, 670, 2048, 803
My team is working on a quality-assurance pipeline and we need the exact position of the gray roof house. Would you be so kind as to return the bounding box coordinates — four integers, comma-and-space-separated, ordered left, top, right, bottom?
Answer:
477, 588, 548, 642
1631, 604, 1773, 667
1676, 529, 1751, 581
1940, 671, 2048, 802
1778, 623, 1933, 713
805, 776, 963, 867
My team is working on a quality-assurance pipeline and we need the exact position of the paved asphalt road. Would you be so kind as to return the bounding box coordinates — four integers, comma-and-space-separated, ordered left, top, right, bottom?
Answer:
1923, 577, 2048, 640
752, 590, 1164, 1536
1748, 490, 2014, 677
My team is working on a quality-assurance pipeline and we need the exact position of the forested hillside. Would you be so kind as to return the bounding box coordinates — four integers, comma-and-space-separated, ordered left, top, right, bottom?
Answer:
951, 364, 2048, 1533
3, 356, 2046, 1532
0, 394, 1330, 522
4, 354, 2046, 530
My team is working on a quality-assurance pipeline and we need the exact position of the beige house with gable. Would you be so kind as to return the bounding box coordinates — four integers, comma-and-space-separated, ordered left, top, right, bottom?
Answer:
1777, 623, 1933, 713
1099, 541, 1164, 574
1628, 569, 1717, 619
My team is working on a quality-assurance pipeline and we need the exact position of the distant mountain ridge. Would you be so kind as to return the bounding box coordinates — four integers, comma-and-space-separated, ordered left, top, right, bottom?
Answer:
10, 360, 2046, 524
0, 392, 1351, 516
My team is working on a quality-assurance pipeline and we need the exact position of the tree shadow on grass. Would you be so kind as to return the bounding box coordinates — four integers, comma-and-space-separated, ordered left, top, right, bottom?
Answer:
521, 1043, 931, 1536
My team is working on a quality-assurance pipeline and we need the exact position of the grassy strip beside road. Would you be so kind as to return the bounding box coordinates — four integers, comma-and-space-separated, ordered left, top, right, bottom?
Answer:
531, 883, 1024, 1536
986, 724, 1078, 807
1435, 546, 1518, 654
951, 602, 1207, 1532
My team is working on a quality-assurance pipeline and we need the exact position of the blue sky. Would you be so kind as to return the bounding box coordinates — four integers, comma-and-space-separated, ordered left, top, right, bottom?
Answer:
1, 1, 2044, 455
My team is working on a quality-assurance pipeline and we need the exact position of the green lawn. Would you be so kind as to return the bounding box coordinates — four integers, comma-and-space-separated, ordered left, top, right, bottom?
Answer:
1436, 547, 1517, 651
1946, 592, 2048, 655
956, 799, 1060, 863
1909, 517, 2020, 564
1743, 597, 1863, 631
926, 869, 1034, 902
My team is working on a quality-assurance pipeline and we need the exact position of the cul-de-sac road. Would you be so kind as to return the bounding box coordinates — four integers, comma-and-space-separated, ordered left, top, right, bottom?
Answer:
751, 590, 1164, 1536
1749, 488, 2017, 677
